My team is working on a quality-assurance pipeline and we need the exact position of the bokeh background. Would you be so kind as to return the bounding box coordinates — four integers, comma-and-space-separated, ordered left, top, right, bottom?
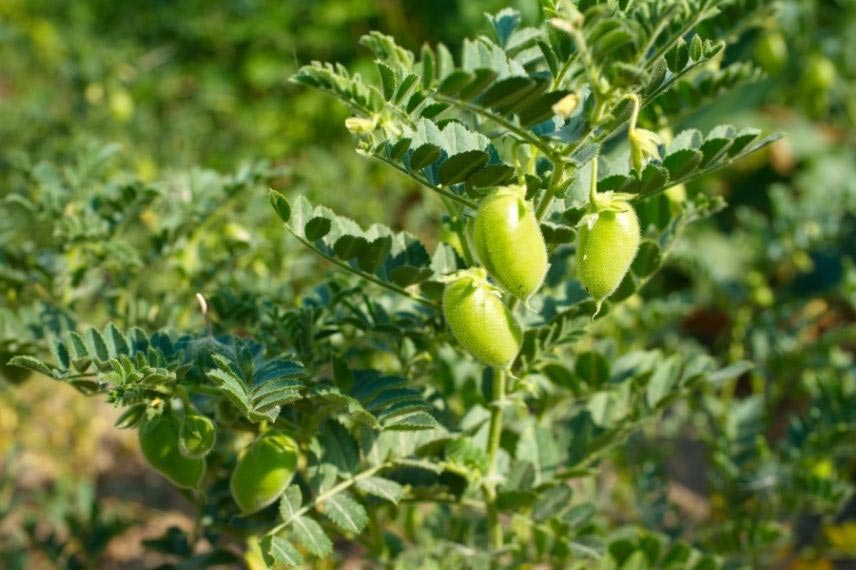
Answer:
1, 0, 854, 568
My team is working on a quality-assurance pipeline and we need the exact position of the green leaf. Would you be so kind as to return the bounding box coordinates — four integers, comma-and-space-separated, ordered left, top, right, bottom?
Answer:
7, 355, 54, 377
516, 421, 562, 483
356, 476, 404, 504
588, 383, 632, 428
376, 61, 396, 100
50, 338, 70, 371
279, 485, 303, 522
635, 164, 669, 195
727, 127, 762, 157
631, 241, 662, 278
439, 70, 474, 96
438, 150, 489, 186
86, 328, 109, 362
266, 536, 303, 567
487, 7, 522, 47
699, 135, 732, 167
305, 217, 332, 241
357, 236, 392, 274
320, 420, 359, 474
269, 189, 291, 222
707, 361, 753, 385
646, 355, 681, 408
104, 323, 129, 356
366, 388, 423, 411
689, 34, 704, 61
384, 411, 438, 431
665, 37, 689, 73
208, 368, 251, 417
410, 144, 442, 170
322, 493, 368, 534
575, 351, 610, 388
388, 266, 433, 287
663, 148, 703, 179
496, 489, 539, 512
532, 484, 572, 522
333, 234, 370, 260
420, 43, 435, 89
291, 515, 332, 557
68, 332, 92, 371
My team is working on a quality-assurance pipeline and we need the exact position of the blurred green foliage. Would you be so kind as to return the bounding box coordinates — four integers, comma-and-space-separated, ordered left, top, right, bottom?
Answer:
1, 0, 855, 568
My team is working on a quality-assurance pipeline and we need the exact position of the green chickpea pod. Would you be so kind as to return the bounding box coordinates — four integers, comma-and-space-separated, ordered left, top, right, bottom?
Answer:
576, 194, 640, 314
139, 413, 206, 490
230, 432, 299, 515
471, 185, 549, 301
442, 268, 522, 369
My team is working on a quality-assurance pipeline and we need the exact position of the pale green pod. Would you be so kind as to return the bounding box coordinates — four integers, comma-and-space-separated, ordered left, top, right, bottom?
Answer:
230, 432, 298, 515
576, 201, 640, 310
472, 185, 548, 301
139, 414, 206, 490
442, 269, 522, 369
178, 413, 217, 459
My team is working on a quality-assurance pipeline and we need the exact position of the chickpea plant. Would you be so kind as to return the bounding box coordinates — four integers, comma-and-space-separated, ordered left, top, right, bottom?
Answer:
9, 0, 786, 567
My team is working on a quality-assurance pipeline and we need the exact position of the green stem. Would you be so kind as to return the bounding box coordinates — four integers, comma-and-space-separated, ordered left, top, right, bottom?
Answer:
455, 218, 476, 267
534, 160, 566, 221
268, 462, 391, 536
440, 196, 476, 267
632, 4, 680, 65
626, 93, 641, 133
367, 506, 387, 560
483, 368, 506, 560
434, 94, 561, 164
551, 57, 574, 90
588, 154, 599, 207
373, 154, 477, 209
643, 1, 714, 68
288, 230, 439, 310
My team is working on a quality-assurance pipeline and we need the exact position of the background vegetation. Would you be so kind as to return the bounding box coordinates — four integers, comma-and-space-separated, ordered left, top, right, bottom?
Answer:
1, 0, 854, 568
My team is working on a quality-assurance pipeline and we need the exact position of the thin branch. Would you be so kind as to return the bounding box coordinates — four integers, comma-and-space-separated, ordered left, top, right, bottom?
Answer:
534, 161, 564, 221
483, 367, 506, 562
287, 229, 440, 310
372, 153, 477, 209
642, 1, 714, 68
267, 462, 392, 536
633, 4, 682, 66
561, 57, 710, 159
631, 136, 782, 202
434, 94, 561, 164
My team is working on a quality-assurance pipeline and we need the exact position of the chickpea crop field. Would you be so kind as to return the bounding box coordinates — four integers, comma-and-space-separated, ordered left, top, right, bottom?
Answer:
1, 1, 855, 569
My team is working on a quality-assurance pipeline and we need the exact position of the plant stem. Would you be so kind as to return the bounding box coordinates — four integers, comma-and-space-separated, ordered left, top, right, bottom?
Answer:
289, 230, 439, 310
483, 367, 506, 562
440, 196, 476, 267
268, 462, 391, 536
588, 154, 599, 207
374, 154, 477, 209
367, 506, 387, 561
434, 94, 561, 164
534, 160, 566, 221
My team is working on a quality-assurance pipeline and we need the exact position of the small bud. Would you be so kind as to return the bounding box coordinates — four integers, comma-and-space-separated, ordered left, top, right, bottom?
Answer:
629, 128, 664, 173
549, 18, 575, 35
344, 116, 377, 135
548, 2, 584, 32
552, 93, 579, 118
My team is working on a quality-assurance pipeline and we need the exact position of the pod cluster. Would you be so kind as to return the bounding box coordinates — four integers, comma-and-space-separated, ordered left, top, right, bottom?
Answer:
442, 186, 547, 369
442, 184, 641, 367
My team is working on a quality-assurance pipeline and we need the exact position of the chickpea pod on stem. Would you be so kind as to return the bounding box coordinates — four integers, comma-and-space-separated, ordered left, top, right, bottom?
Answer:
471, 185, 549, 302
442, 268, 522, 370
